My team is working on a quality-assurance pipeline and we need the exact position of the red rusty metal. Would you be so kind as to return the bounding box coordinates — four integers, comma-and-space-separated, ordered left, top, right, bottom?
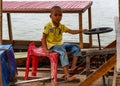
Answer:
3, 1, 93, 13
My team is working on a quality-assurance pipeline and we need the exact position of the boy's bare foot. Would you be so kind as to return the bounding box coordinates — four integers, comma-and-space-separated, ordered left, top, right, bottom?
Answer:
68, 68, 76, 74
69, 67, 84, 74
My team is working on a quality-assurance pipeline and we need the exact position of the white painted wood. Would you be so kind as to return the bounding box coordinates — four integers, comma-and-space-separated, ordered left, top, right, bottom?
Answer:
15, 77, 53, 85
115, 17, 120, 72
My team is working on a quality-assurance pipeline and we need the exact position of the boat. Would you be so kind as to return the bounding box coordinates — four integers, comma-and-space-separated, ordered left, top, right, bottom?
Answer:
0, 0, 118, 86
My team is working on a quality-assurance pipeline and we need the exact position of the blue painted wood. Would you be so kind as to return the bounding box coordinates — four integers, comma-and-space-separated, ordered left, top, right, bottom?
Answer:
0, 44, 17, 86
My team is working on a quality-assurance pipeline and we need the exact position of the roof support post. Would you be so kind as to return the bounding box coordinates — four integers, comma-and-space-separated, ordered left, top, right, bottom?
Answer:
79, 13, 83, 48
0, 0, 2, 45
7, 13, 13, 41
0, 0, 2, 85
88, 7, 92, 47
118, 0, 120, 21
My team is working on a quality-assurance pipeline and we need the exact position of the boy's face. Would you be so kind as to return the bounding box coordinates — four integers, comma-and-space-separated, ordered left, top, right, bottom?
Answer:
50, 8, 62, 26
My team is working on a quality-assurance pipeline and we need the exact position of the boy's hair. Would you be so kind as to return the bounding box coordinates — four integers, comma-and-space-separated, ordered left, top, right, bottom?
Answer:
50, 6, 62, 14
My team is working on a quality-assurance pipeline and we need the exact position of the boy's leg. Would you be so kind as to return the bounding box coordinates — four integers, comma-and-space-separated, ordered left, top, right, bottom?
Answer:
71, 56, 78, 70
50, 45, 76, 81
63, 43, 82, 70
63, 65, 76, 81
50, 45, 69, 67
63, 65, 69, 76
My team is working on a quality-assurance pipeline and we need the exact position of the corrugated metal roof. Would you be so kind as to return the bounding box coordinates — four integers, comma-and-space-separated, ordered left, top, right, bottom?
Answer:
3, 1, 93, 13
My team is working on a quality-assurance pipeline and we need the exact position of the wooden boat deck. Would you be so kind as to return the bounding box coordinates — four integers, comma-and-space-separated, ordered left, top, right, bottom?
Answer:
15, 67, 113, 86
14, 47, 116, 86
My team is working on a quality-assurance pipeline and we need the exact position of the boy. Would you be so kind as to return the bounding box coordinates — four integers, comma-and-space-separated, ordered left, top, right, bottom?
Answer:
42, 6, 87, 81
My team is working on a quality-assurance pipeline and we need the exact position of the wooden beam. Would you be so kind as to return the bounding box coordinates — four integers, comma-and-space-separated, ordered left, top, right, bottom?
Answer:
77, 54, 116, 86
79, 13, 83, 48
112, 66, 117, 86
118, 0, 120, 21
106, 40, 116, 48
85, 48, 116, 56
0, 0, 2, 86
7, 13, 13, 41
115, 17, 120, 72
0, 2, 1, 42
88, 7, 92, 47
15, 77, 53, 85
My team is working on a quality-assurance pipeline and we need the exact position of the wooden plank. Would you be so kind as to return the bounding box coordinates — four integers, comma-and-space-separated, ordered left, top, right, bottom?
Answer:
0, 0, 1, 44
118, 0, 120, 21
79, 13, 83, 48
85, 48, 116, 76
86, 48, 115, 73
17, 67, 63, 71
7, 13, 13, 40
88, 7, 92, 47
2, 39, 94, 51
106, 40, 116, 48
112, 66, 117, 86
77, 54, 116, 86
115, 17, 120, 72
116, 75, 120, 85
69, 41, 116, 76
0, 0, 2, 86
14, 52, 27, 59
85, 48, 116, 56
15, 77, 53, 85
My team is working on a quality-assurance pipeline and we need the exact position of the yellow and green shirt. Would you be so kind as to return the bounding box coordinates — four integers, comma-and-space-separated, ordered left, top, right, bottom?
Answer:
43, 22, 69, 49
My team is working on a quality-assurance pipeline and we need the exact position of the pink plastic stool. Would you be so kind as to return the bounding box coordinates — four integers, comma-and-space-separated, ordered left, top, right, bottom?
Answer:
25, 42, 58, 84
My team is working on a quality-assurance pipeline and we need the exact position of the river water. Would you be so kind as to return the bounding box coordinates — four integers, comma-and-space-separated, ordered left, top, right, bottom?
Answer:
2, 0, 118, 46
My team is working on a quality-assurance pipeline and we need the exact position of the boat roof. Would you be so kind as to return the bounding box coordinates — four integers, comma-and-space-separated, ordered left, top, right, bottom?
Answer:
3, 1, 93, 13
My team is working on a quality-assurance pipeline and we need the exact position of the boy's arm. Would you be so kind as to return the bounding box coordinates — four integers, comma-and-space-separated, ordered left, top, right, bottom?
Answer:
67, 29, 88, 34
42, 33, 50, 53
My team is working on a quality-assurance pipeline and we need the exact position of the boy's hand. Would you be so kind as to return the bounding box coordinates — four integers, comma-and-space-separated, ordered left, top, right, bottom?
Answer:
45, 49, 52, 54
